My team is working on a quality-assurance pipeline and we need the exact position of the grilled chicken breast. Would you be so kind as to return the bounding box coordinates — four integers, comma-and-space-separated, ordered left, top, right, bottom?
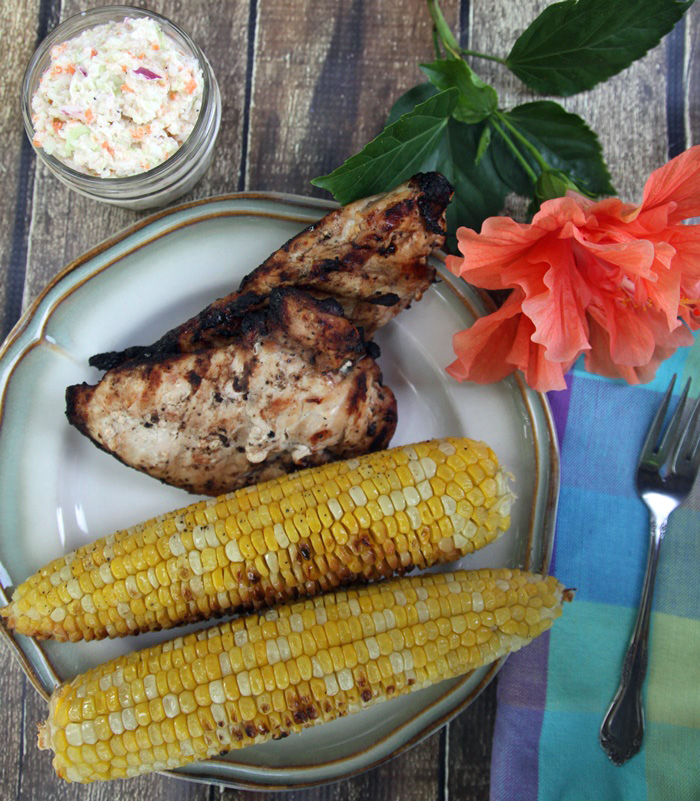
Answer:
66, 290, 397, 496
90, 172, 453, 372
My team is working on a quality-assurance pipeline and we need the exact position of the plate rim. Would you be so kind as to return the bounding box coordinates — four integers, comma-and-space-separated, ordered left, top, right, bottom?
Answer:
0, 191, 560, 789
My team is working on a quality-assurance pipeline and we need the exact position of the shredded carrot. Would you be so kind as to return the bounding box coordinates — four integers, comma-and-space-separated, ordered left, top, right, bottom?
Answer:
121, 84, 135, 93
52, 119, 64, 131
169, 91, 177, 100
138, 52, 145, 59
157, 79, 167, 87
51, 66, 63, 75
185, 79, 197, 94
67, 64, 75, 75
101, 141, 114, 156
90, 48, 97, 57
33, 137, 41, 146
152, 43, 160, 50
85, 109, 94, 122
122, 65, 127, 73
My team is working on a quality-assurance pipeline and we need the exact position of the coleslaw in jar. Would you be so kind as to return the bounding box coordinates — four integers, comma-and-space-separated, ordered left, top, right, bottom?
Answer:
22, 6, 221, 209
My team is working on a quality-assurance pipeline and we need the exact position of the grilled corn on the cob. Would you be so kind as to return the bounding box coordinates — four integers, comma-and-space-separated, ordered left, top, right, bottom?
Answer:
38, 568, 571, 782
2, 438, 514, 642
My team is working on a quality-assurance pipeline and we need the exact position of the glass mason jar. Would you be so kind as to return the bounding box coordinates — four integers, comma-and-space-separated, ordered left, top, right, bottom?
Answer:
21, 6, 221, 210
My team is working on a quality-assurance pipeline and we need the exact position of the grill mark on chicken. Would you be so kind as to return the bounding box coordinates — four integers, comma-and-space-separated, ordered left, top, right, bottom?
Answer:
66, 289, 397, 496
89, 173, 453, 372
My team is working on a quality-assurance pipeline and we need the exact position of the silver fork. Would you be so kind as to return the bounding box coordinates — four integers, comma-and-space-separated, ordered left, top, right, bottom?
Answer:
599, 375, 700, 765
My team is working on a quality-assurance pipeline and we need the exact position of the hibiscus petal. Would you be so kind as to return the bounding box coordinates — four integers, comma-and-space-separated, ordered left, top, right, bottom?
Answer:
447, 291, 524, 383
665, 226, 700, 282
580, 196, 635, 222
520, 239, 591, 362
572, 232, 656, 277
532, 196, 589, 228
584, 317, 646, 383
451, 219, 545, 290
587, 297, 658, 366
644, 254, 682, 331
506, 314, 572, 393
636, 145, 700, 225
523, 345, 570, 392
585, 316, 686, 384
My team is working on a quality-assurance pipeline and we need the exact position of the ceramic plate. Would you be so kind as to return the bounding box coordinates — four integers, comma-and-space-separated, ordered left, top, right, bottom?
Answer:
0, 192, 559, 789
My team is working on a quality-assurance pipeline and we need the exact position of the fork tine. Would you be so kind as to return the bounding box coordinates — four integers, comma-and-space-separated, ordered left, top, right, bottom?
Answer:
672, 391, 700, 471
639, 375, 676, 464
658, 378, 691, 461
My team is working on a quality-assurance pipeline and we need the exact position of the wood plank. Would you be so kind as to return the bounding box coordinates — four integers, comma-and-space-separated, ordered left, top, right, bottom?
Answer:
217, 733, 441, 801
0, 0, 43, 335
245, 0, 459, 195
685, 3, 700, 147
22, 0, 251, 308
446, 682, 497, 800
0, 657, 27, 801
0, 3, 50, 797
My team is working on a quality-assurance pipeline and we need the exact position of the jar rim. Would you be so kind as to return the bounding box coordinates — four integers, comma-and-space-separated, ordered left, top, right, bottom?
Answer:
21, 4, 214, 187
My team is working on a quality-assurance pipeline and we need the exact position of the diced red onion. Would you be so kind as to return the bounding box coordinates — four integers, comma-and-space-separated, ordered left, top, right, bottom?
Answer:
134, 66, 161, 80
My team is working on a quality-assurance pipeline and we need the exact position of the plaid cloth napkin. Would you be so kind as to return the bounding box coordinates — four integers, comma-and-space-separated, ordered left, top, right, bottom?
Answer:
490, 334, 700, 801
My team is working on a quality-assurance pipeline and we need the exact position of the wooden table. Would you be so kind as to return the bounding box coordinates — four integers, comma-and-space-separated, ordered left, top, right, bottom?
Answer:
0, 1, 697, 799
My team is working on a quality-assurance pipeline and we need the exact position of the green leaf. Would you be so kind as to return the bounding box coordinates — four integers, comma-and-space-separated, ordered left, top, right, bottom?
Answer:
506, 0, 692, 96
486, 126, 534, 196
501, 101, 615, 195
420, 59, 498, 123
425, 119, 510, 247
386, 83, 438, 125
535, 169, 582, 203
475, 125, 492, 165
312, 89, 458, 204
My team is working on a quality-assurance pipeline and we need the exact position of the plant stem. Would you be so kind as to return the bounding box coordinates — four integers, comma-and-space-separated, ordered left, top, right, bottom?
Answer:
495, 111, 550, 172
426, 0, 504, 63
460, 48, 506, 64
426, 0, 462, 59
432, 27, 442, 59
490, 118, 539, 185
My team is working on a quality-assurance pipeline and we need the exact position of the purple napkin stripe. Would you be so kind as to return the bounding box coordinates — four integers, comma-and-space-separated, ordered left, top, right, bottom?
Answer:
545, 372, 574, 577
497, 631, 552, 708
488, 372, 575, 801
547, 372, 575, 449
490, 705, 542, 801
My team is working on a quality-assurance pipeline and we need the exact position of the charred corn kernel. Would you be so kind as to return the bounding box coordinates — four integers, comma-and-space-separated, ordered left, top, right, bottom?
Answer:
4, 439, 515, 642
38, 569, 569, 783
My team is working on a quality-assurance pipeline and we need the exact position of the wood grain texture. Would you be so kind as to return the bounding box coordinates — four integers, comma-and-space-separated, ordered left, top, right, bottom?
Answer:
685, 3, 700, 147
246, 0, 459, 194
0, 7, 49, 799
217, 732, 443, 801
0, 0, 43, 334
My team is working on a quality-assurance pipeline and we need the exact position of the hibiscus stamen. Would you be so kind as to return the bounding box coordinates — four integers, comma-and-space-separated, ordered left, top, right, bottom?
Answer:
619, 275, 636, 296
680, 297, 700, 317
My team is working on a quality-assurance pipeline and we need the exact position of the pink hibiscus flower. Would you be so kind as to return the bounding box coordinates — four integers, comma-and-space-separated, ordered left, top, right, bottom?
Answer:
446, 146, 700, 392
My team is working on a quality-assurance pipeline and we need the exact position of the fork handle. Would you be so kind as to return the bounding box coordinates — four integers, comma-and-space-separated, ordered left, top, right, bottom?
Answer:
599, 512, 667, 765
